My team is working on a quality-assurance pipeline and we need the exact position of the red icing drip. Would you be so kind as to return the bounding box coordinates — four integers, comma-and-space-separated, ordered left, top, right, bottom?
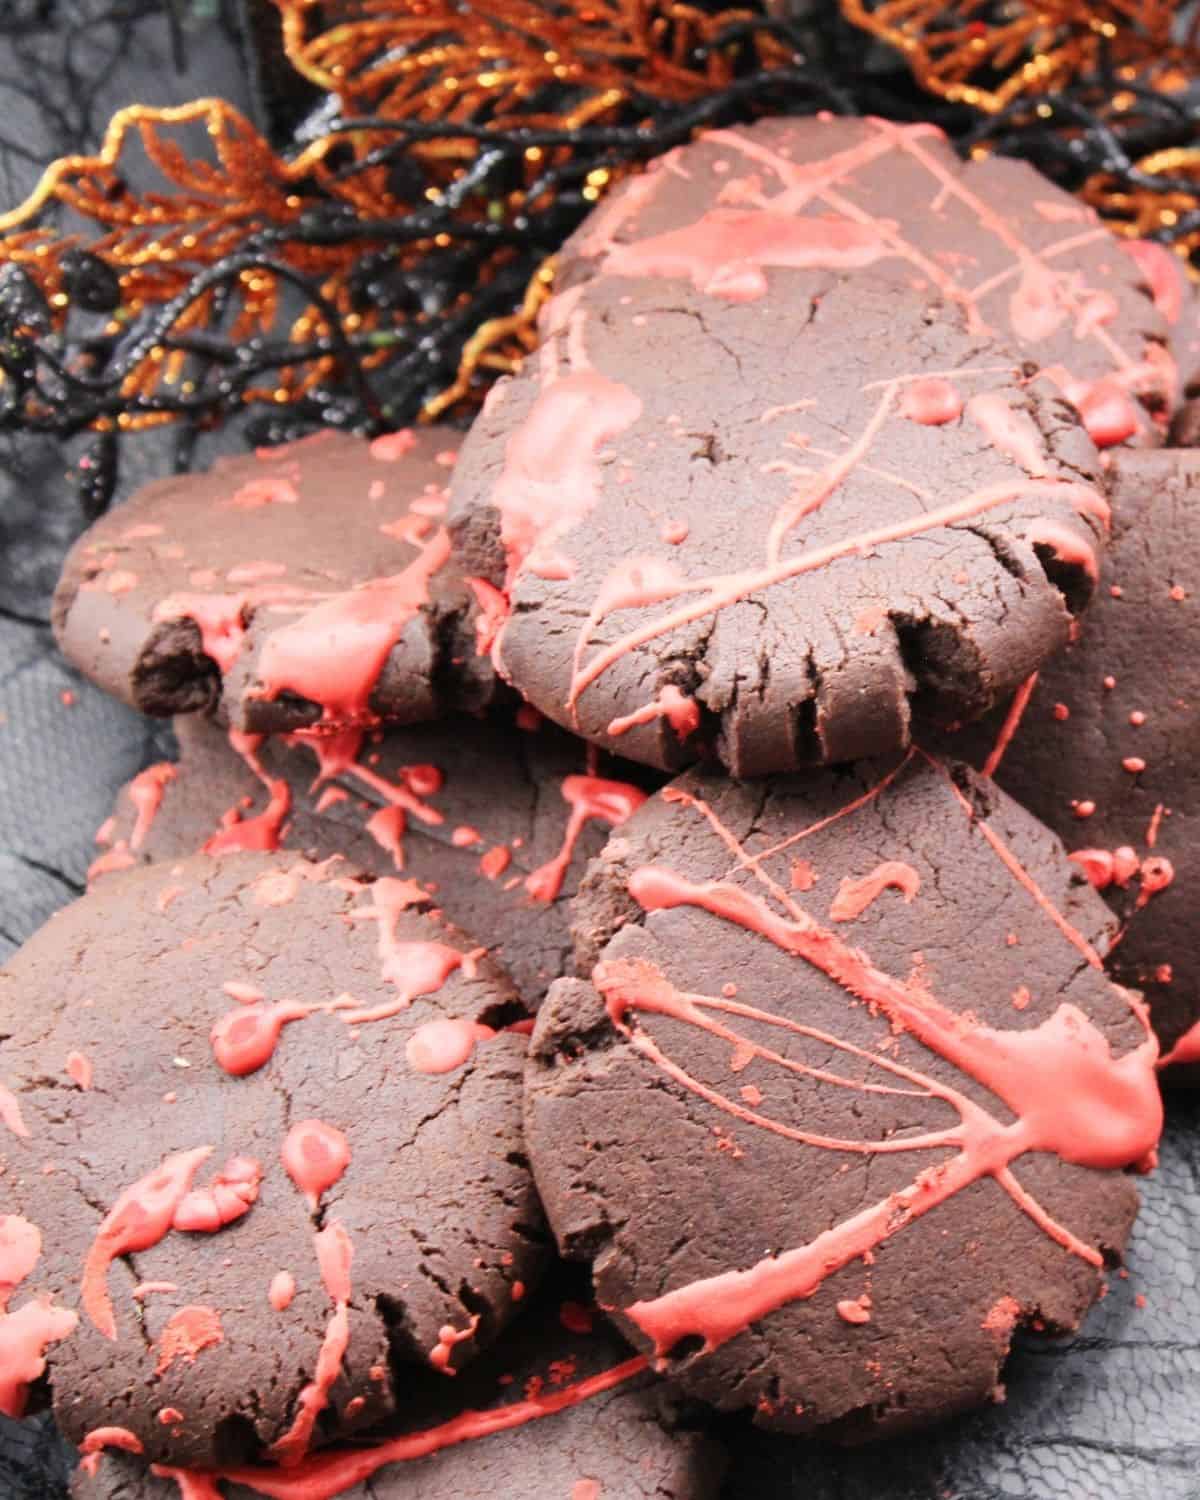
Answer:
603, 209, 888, 299
204, 731, 291, 856
269, 1224, 353, 1466
211, 1001, 321, 1076
172, 1157, 263, 1233
405, 1019, 495, 1075
966, 394, 1047, 477
525, 776, 649, 903
1024, 517, 1100, 585
828, 861, 920, 921
1123, 240, 1185, 324
281, 1121, 351, 1209
0, 1217, 42, 1310
269, 1272, 296, 1312
982, 671, 1040, 779
790, 860, 817, 892
347, 877, 476, 1021
429, 1313, 480, 1374
365, 805, 407, 870
87, 844, 136, 882
157, 1355, 647, 1499
899, 377, 963, 425
155, 1305, 224, 1375
490, 313, 643, 579
78, 1427, 144, 1476
292, 727, 443, 828
253, 528, 449, 727
0, 1085, 29, 1139
81, 1146, 213, 1339
65, 1052, 93, 1090
0, 1298, 78, 1417
1069, 847, 1139, 890
1136, 856, 1174, 908
607, 684, 701, 743
1158, 1019, 1200, 1069
127, 764, 179, 850
154, 585, 311, 676
466, 577, 509, 657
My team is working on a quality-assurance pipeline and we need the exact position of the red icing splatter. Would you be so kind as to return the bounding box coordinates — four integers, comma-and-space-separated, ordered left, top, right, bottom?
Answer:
899, 377, 963, 425
607, 684, 701, 743
1068, 847, 1140, 890
154, 1354, 647, 1499
369, 430, 417, 461
572, 1481, 602, 1500
966, 394, 1048, 476
452, 826, 482, 847
127, 763, 178, 849
406, 1018, 496, 1075
365, 805, 408, 870
78, 1427, 144, 1477
65, 1052, 93, 1090
155, 1306, 224, 1375
525, 776, 648, 903
429, 1313, 480, 1374
228, 476, 300, 510
590, 774, 1159, 1361
559, 1301, 594, 1335
211, 1000, 324, 1076
269, 1272, 296, 1311
81, 1147, 214, 1339
790, 860, 817, 892
204, 731, 291, 856
479, 845, 511, 880
132, 1282, 178, 1300
281, 1121, 351, 1210
828, 862, 920, 922
835, 1296, 872, 1325
269, 1223, 354, 1466
172, 1157, 263, 1233
159, 1408, 184, 1425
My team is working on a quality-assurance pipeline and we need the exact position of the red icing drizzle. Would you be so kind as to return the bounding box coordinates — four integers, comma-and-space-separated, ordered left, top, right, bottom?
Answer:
828, 861, 920, 921
607, 684, 701, 743
525, 776, 649, 903
154, 1354, 647, 1499
983, 671, 1040, 780
406, 1018, 496, 1075
269, 1223, 353, 1466
1158, 1019, 1200, 1069
252, 528, 450, 726
966, 393, 1047, 476
172, 1157, 263, 1233
127, 764, 179, 849
603, 209, 889, 299
281, 1121, 351, 1209
204, 731, 291, 856
592, 777, 1159, 1360
347, 877, 477, 1022
155, 1306, 224, 1375
81, 1146, 214, 1338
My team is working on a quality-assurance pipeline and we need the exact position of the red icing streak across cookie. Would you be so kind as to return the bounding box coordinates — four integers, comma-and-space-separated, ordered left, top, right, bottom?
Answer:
82, 1146, 214, 1338
828, 861, 920, 921
281, 1121, 351, 1209
155, 1307, 224, 1375
526, 776, 649, 903
172, 1157, 263, 1233
406, 1018, 496, 1075
153, 1354, 647, 1499
593, 777, 1159, 1361
269, 1223, 353, 1466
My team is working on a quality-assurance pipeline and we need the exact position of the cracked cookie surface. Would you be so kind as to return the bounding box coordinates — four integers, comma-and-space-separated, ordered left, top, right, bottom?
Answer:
92, 712, 659, 1010
526, 754, 1160, 1437
53, 430, 493, 733
0, 852, 545, 1468
934, 447, 1200, 1065
450, 267, 1108, 777
68, 1264, 726, 1500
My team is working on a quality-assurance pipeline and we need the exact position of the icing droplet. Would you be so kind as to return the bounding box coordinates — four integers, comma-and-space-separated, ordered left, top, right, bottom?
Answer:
65, 1052, 93, 1090
172, 1157, 263, 1233
282, 1120, 351, 1209
429, 1313, 481, 1374
900, 377, 963, 425
406, 1018, 495, 1075
829, 862, 920, 922
270, 1272, 296, 1312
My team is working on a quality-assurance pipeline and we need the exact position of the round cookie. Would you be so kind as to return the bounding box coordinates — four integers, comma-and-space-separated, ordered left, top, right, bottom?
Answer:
450, 268, 1109, 777
0, 853, 545, 1468
53, 429, 494, 732
69, 1266, 726, 1500
526, 754, 1161, 1438
558, 115, 1187, 449
934, 447, 1199, 1067
91, 711, 658, 1008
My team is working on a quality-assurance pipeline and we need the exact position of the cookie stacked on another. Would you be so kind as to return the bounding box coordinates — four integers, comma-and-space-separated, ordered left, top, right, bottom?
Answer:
5, 110, 1194, 1500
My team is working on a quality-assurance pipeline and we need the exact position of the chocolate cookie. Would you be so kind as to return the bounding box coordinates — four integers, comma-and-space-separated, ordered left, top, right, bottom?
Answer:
559, 115, 1187, 449
0, 852, 545, 1468
69, 1266, 726, 1500
526, 754, 1161, 1438
450, 267, 1109, 776
92, 711, 656, 1008
53, 430, 494, 733
934, 447, 1199, 1068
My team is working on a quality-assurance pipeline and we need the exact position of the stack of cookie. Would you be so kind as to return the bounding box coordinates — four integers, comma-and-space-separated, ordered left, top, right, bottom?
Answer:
2, 115, 1196, 1498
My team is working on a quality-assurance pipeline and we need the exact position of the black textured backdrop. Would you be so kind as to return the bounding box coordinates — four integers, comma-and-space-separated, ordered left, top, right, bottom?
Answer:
1, 6, 1198, 1499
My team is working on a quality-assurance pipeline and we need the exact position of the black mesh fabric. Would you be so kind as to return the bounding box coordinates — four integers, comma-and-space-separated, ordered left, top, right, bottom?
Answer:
1, 7, 1198, 1499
